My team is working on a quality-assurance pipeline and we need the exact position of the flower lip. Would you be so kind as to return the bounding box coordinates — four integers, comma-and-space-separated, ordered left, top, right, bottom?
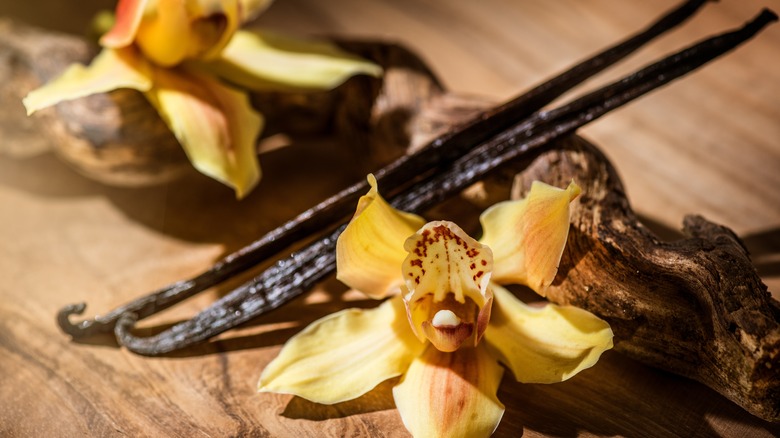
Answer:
422, 320, 474, 353
402, 221, 495, 352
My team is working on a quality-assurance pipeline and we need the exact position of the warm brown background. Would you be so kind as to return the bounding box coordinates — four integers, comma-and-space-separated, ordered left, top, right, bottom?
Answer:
1, 0, 779, 436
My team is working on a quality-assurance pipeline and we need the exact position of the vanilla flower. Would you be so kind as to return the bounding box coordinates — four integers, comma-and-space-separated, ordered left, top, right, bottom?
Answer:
23, 0, 381, 198
259, 175, 613, 437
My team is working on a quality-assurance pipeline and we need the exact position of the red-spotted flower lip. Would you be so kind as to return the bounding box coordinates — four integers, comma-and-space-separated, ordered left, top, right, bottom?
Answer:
401, 221, 494, 352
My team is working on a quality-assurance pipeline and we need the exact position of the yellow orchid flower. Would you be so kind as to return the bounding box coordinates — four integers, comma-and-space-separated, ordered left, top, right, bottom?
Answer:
259, 175, 614, 437
22, 0, 382, 198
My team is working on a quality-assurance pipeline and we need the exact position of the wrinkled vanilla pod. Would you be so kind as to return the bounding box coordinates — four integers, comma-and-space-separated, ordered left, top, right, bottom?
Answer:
113, 9, 778, 355
58, 0, 712, 338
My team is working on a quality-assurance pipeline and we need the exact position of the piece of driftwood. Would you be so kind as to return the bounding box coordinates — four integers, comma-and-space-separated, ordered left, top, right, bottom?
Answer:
3, 10, 778, 424
496, 136, 780, 423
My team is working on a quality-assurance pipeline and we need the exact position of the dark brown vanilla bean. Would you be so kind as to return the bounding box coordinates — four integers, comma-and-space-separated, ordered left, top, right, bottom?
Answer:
114, 9, 778, 355
57, 0, 712, 338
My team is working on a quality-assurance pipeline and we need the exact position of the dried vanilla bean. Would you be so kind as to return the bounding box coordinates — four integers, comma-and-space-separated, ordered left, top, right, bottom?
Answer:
114, 9, 777, 355
58, 0, 712, 338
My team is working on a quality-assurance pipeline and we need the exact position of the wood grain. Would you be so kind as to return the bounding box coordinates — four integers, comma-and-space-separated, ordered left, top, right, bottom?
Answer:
1, 0, 779, 436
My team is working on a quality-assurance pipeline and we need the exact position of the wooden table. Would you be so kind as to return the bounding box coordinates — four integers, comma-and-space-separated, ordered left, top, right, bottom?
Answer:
1, 0, 779, 436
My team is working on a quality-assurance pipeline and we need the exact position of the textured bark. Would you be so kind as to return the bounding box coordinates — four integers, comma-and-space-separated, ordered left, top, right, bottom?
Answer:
501, 137, 780, 422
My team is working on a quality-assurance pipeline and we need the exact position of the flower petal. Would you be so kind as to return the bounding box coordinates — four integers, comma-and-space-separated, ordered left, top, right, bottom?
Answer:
23, 47, 152, 115
393, 344, 505, 438
258, 295, 424, 404
336, 175, 425, 299
201, 29, 382, 91
145, 67, 262, 198
485, 285, 613, 384
133, 0, 240, 66
134, 0, 190, 66
403, 221, 493, 306
479, 180, 581, 295
100, 0, 149, 48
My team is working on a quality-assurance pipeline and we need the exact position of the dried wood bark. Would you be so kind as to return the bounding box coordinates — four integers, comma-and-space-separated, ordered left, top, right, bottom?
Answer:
496, 137, 780, 422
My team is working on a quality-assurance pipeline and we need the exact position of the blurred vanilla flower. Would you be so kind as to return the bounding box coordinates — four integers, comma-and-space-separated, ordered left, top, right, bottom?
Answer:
259, 175, 613, 437
24, 0, 381, 198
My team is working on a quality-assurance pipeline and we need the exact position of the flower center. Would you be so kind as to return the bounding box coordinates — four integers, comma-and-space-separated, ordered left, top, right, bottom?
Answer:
401, 221, 495, 353
431, 310, 461, 327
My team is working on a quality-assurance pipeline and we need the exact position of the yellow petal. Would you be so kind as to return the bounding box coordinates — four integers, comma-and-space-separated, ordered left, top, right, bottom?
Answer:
485, 285, 613, 384
201, 29, 382, 92
479, 180, 581, 295
403, 221, 492, 306
145, 67, 262, 198
135, 0, 240, 66
23, 47, 152, 115
336, 175, 425, 299
259, 295, 424, 404
99, 0, 149, 48
134, 0, 189, 66
402, 221, 494, 350
393, 344, 505, 438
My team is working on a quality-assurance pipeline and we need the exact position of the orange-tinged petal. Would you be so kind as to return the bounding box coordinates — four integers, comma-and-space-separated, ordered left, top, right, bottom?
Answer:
479, 180, 581, 295
100, 0, 149, 48
202, 30, 382, 91
485, 285, 613, 384
258, 295, 424, 404
393, 344, 505, 438
145, 67, 262, 198
336, 175, 425, 299
23, 47, 152, 115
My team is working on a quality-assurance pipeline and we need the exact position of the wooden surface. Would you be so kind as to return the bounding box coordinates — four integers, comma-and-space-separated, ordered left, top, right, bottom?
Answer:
1, 0, 779, 436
